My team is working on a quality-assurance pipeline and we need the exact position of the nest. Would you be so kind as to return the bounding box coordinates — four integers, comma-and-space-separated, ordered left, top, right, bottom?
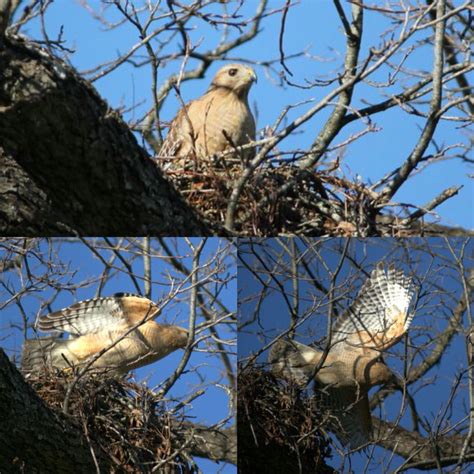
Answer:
238, 364, 334, 474
165, 160, 425, 236
27, 371, 193, 473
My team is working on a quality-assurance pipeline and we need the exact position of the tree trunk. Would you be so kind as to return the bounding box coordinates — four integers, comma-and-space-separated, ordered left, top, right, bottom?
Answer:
0, 349, 110, 473
0, 36, 211, 236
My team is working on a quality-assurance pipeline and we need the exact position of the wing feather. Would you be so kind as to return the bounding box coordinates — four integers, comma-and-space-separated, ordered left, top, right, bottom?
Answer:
159, 107, 188, 159
332, 263, 415, 353
37, 294, 159, 336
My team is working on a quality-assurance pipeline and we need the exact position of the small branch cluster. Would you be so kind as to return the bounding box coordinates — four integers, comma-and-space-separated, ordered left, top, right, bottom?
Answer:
166, 159, 463, 236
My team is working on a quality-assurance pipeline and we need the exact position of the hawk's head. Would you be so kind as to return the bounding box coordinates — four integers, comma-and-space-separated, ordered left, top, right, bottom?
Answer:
210, 63, 257, 98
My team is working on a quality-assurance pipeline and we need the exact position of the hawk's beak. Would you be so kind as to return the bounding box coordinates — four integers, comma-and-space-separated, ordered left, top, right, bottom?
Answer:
248, 69, 257, 83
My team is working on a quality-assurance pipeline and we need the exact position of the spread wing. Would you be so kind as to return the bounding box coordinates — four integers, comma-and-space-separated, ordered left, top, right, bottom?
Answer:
36, 293, 159, 336
332, 263, 415, 357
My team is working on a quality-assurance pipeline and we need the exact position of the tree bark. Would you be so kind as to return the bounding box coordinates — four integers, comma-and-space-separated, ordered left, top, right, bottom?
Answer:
0, 36, 211, 236
0, 349, 110, 473
0, 349, 236, 472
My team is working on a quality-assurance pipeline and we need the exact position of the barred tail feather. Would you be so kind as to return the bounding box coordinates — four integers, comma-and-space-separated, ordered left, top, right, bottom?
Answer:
21, 337, 65, 374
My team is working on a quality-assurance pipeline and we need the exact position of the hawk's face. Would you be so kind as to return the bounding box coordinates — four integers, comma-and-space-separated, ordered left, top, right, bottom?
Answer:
173, 326, 189, 349
157, 325, 189, 351
211, 64, 257, 97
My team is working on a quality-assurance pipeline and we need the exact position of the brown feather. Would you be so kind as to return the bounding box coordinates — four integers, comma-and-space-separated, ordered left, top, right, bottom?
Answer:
22, 295, 187, 375
159, 63, 257, 169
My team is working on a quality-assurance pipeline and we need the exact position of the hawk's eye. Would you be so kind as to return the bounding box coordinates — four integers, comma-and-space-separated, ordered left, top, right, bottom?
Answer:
228, 68, 238, 77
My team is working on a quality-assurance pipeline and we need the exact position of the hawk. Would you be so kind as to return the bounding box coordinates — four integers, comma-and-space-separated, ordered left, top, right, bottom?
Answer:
22, 293, 188, 375
269, 263, 416, 449
159, 63, 257, 169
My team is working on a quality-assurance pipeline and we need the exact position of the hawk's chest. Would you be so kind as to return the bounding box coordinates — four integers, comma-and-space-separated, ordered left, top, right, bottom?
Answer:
195, 95, 255, 146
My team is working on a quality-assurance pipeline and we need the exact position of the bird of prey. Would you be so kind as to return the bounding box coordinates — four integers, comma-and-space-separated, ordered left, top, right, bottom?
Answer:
22, 293, 188, 375
159, 63, 257, 170
269, 263, 416, 449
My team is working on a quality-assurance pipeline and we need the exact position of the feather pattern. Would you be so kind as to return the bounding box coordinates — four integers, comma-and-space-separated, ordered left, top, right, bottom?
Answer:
37, 294, 159, 336
332, 262, 415, 351
269, 263, 417, 450
23, 294, 186, 375
159, 63, 257, 169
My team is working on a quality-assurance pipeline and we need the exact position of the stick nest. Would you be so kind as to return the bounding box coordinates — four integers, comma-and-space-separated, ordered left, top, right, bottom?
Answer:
238, 364, 335, 474
27, 371, 193, 473
165, 161, 448, 236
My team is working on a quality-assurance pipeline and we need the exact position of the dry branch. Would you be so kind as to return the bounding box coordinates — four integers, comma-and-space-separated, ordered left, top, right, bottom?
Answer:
238, 364, 334, 474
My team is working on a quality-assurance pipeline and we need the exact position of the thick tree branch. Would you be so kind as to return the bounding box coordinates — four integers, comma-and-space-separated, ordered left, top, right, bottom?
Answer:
380, 0, 446, 201
300, 0, 363, 169
0, 348, 110, 473
425, 0, 473, 115
373, 417, 473, 471
0, 1, 14, 41
0, 35, 211, 236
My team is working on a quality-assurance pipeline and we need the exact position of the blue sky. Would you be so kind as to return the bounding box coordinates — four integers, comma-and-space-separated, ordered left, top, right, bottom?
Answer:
15, 0, 473, 229
0, 238, 236, 473
238, 237, 472, 473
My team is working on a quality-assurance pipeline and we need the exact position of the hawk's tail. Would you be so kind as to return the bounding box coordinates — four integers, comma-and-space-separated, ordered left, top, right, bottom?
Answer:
21, 337, 63, 374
